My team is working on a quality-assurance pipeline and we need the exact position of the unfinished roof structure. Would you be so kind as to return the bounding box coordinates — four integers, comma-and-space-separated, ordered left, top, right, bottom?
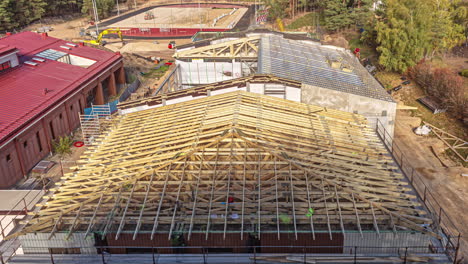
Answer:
174, 34, 393, 102
13, 91, 432, 243
258, 35, 393, 102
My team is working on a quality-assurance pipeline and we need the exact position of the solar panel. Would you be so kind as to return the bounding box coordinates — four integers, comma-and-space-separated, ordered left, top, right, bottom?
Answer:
35, 49, 68, 61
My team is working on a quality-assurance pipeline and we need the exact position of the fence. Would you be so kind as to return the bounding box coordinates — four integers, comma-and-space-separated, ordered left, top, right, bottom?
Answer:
375, 119, 461, 262
119, 79, 141, 102
4, 245, 452, 264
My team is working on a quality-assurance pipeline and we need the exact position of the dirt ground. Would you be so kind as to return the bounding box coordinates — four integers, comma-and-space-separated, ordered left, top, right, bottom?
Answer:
394, 111, 468, 263
24, 17, 88, 41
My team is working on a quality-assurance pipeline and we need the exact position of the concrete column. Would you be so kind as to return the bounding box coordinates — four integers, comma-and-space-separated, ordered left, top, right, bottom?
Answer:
94, 82, 105, 105
108, 72, 117, 96
117, 67, 126, 84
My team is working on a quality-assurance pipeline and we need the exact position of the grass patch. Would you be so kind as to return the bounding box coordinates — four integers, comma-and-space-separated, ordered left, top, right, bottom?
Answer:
347, 33, 376, 59
142, 65, 170, 79
286, 12, 320, 30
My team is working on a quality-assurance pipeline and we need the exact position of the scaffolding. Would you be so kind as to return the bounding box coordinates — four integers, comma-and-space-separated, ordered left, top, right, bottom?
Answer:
79, 104, 111, 145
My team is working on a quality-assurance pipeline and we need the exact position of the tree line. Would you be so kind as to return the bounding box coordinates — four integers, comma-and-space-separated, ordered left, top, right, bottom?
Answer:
0, 0, 127, 32
265, 0, 467, 73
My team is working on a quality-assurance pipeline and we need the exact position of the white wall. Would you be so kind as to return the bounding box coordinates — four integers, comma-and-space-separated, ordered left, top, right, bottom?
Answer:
177, 60, 242, 85
69, 54, 96, 68
120, 84, 301, 115
0, 52, 19, 68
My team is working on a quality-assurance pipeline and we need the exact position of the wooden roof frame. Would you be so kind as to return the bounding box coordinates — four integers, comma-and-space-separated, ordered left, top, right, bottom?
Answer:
174, 36, 260, 59
9, 91, 435, 241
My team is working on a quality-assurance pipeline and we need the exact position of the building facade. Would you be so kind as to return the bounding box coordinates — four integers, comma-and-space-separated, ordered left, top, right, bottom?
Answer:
0, 32, 125, 188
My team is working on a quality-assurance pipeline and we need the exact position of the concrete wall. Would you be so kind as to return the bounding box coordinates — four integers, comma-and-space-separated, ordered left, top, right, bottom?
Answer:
20, 233, 97, 254
301, 84, 396, 136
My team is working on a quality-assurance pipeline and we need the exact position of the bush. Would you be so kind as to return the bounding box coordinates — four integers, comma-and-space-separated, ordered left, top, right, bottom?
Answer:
53, 136, 73, 157
460, 69, 468, 78
408, 61, 467, 120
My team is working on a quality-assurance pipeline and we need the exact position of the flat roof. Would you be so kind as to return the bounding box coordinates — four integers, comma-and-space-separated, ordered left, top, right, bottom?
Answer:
12, 91, 432, 240
0, 32, 122, 145
259, 35, 394, 102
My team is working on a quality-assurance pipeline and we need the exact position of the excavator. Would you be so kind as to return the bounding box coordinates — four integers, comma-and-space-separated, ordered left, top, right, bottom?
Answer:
83, 28, 125, 46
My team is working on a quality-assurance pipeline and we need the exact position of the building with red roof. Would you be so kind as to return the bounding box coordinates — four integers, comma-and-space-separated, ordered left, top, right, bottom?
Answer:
0, 32, 125, 188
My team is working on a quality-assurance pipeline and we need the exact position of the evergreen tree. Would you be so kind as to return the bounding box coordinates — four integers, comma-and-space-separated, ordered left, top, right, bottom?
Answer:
82, 0, 115, 19
320, 0, 373, 31
0, 0, 18, 31
45, 0, 82, 16
429, 0, 465, 54
264, 0, 290, 20
0, 0, 46, 32
375, 0, 465, 72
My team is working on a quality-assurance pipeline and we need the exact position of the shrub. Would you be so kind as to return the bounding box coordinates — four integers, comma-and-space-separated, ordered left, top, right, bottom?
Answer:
408, 61, 467, 120
460, 69, 468, 78
52, 136, 73, 157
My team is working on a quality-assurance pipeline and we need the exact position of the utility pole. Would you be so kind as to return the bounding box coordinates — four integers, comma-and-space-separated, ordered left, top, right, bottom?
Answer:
199, 2, 202, 32
116, 0, 120, 16
91, 0, 100, 34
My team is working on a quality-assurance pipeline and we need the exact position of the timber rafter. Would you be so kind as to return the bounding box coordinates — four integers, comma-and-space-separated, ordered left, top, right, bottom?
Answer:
174, 36, 260, 59
9, 91, 434, 240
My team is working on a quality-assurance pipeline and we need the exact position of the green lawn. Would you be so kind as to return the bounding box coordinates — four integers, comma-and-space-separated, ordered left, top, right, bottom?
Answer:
285, 12, 320, 30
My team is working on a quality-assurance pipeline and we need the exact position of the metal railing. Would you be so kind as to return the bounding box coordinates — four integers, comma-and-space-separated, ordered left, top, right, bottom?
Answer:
4, 245, 453, 264
375, 119, 461, 262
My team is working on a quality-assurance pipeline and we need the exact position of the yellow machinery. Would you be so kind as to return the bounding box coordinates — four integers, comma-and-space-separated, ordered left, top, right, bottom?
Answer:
276, 18, 284, 32
84, 28, 124, 46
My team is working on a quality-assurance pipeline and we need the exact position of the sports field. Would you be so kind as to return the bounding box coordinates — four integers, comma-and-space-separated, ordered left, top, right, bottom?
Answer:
109, 6, 248, 29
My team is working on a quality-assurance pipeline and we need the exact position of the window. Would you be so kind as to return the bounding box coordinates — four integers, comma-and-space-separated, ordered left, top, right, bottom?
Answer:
23, 140, 28, 148
59, 113, 63, 119
70, 105, 73, 111
35, 49, 96, 68
49, 121, 55, 139
36, 132, 43, 152
0, 61, 11, 72
6, 154, 11, 162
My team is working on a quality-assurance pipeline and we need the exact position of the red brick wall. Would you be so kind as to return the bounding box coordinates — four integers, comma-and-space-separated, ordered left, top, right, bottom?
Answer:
0, 142, 23, 187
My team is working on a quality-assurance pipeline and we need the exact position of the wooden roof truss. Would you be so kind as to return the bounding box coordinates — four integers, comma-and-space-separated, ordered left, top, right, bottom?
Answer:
174, 36, 260, 60
11, 91, 435, 241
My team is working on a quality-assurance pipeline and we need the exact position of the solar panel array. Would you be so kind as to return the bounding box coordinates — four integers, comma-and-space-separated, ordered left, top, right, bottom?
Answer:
35, 49, 68, 61
259, 36, 393, 102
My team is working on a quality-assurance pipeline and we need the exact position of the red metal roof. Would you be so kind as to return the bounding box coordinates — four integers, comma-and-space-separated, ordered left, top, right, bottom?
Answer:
0, 32, 122, 145
0, 44, 16, 56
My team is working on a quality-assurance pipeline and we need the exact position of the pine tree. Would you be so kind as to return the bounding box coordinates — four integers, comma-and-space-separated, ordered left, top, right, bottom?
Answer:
82, 0, 115, 19
264, 0, 290, 20
45, 0, 82, 16
429, 0, 465, 54
320, 0, 373, 32
0, 0, 18, 31
374, 0, 465, 72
